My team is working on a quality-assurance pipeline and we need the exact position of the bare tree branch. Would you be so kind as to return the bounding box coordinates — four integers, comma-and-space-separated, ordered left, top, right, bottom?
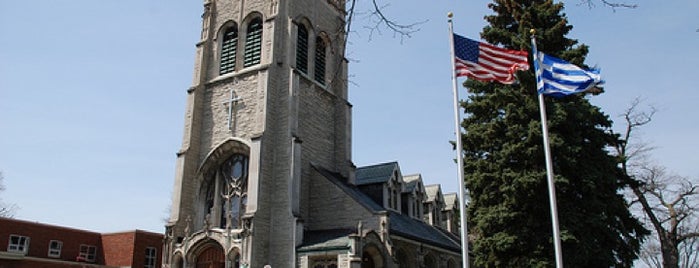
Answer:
0, 171, 18, 218
347, 0, 426, 43
615, 98, 699, 267
580, 0, 638, 10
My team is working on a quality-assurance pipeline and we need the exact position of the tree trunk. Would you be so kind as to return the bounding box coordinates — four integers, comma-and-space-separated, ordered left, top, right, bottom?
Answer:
660, 233, 680, 268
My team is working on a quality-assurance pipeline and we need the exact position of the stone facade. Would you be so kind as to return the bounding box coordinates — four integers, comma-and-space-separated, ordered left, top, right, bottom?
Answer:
163, 1, 462, 267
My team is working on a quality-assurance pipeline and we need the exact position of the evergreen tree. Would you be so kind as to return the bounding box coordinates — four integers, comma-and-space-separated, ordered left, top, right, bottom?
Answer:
461, 1, 648, 267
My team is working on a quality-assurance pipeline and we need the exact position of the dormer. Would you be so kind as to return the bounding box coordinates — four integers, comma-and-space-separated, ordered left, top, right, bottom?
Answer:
402, 174, 426, 220
423, 184, 445, 227
442, 193, 460, 234
355, 162, 404, 212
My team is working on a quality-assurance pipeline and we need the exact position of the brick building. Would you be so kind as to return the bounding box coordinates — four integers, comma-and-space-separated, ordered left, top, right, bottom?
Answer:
0, 217, 162, 268
162, 0, 464, 267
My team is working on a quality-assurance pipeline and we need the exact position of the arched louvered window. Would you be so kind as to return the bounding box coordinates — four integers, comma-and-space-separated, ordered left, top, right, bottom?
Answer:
220, 26, 238, 75
244, 18, 263, 67
296, 24, 309, 74
314, 36, 326, 85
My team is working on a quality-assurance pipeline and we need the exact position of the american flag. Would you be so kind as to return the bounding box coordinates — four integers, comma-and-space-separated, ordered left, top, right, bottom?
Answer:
453, 34, 529, 84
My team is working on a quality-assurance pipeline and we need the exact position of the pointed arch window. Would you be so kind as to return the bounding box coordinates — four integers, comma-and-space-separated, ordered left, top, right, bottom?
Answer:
296, 24, 309, 74
221, 154, 249, 229
201, 153, 249, 230
314, 36, 326, 85
244, 18, 263, 67
220, 26, 238, 75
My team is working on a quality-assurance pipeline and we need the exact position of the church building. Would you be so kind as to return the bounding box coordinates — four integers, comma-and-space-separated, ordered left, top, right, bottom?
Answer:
162, 0, 463, 267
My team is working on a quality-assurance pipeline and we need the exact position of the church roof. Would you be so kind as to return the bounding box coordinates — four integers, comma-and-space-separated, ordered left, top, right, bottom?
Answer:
388, 211, 461, 252
355, 161, 399, 185
297, 229, 354, 252
312, 164, 384, 212
312, 164, 461, 253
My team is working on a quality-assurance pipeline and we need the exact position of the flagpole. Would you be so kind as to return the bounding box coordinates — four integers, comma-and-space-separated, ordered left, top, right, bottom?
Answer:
530, 30, 564, 268
448, 12, 469, 268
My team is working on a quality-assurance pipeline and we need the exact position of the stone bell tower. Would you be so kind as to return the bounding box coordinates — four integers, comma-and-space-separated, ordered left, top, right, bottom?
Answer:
163, 0, 351, 267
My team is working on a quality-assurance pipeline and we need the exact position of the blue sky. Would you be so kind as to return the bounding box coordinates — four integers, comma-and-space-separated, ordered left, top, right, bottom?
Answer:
1, 1, 697, 234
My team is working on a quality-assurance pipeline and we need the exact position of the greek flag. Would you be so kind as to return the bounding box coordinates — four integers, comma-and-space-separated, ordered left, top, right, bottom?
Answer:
533, 51, 603, 97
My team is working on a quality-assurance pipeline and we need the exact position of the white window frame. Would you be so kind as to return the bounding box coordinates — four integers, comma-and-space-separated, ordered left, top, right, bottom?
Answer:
78, 244, 97, 262
48, 240, 63, 258
7, 234, 30, 254
144, 246, 157, 268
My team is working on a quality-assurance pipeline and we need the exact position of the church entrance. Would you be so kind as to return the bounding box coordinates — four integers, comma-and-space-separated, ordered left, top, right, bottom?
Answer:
362, 245, 384, 268
195, 244, 225, 268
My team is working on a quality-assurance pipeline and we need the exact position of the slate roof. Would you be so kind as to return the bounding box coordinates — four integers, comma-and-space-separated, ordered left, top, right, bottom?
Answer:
355, 162, 399, 185
311, 164, 462, 253
388, 211, 461, 252
298, 229, 354, 252
312, 164, 384, 212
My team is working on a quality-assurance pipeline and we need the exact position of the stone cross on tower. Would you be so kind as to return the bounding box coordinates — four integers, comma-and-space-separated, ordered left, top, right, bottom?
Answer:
223, 86, 242, 131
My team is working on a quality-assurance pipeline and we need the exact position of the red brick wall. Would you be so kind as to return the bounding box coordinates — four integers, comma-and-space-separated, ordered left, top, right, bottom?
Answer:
100, 230, 163, 268
0, 218, 163, 268
101, 232, 135, 266
131, 230, 163, 268
0, 218, 104, 264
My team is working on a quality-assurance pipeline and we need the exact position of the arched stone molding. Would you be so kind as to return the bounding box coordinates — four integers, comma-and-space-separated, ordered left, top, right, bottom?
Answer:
186, 238, 225, 265
360, 232, 388, 268
193, 138, 253, 232
197, 137, 251, 177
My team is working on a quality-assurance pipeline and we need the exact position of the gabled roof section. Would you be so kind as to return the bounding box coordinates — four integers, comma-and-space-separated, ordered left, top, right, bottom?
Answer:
443, 193, 459, 211
311, 164, 461, 254
312, 164, 384, 212
355, 161, 399, 185
425, 184, 443, 202
402, 174, 422, 193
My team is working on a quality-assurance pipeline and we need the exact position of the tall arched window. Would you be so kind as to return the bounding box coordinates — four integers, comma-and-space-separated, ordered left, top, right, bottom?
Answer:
296, 24, 309, 74
220, 26, 238, 75
221, 154, 249, 229
201, 153, 249, 230
244, 18, 263, 67
314, 36, 326, 85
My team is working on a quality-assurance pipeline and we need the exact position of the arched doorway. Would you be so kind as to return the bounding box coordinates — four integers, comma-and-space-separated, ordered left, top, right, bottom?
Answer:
195, 244, 225, 268
362, 244, 384, 268
171, 253, 184, 268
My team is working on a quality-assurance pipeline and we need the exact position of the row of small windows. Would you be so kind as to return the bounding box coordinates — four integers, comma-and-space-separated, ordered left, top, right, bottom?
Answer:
219, 18, 263, 75
7, 235, 95, 262
6, 234, 156, 267
296, 24, 328, 85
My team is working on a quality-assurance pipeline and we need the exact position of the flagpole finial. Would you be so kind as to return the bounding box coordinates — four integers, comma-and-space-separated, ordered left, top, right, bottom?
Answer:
447, 12, 453, 19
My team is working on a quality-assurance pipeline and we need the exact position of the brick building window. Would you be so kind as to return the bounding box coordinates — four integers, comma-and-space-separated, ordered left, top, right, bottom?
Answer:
48, 240, 62, 258
78, 244, 97, 262
7, 234, 30, 254
145, 247, 157, 268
